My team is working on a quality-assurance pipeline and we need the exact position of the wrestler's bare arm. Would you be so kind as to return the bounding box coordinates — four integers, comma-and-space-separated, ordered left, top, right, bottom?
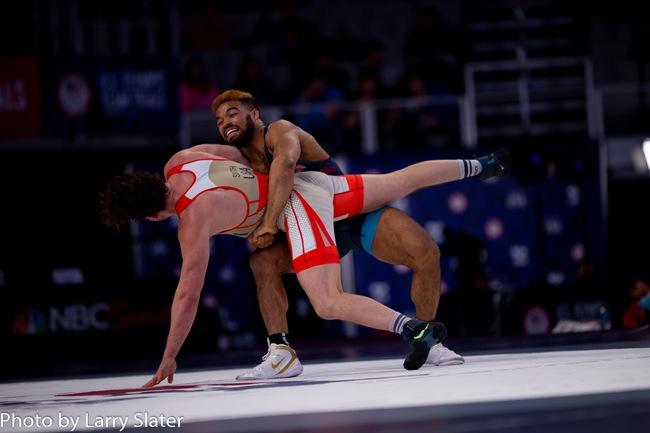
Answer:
143, 215, 211, 388
161, 216, 211, 361
258, 123, 301, 230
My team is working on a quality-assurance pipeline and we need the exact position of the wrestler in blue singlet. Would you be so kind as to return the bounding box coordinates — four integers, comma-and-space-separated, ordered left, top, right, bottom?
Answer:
263, 125, 386, 257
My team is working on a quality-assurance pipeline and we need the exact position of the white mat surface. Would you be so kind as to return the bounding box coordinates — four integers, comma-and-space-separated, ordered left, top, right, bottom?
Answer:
2, 348, 649, 432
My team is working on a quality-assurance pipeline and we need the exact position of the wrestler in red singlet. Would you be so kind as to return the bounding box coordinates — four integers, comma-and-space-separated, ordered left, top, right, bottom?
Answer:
166, 157, 365, 272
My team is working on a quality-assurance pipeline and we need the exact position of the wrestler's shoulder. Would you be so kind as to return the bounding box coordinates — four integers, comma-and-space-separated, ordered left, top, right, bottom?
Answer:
267, 119, 301, 135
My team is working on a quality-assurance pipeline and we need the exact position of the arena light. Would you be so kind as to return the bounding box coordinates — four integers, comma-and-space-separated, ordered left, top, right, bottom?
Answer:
644, 139, 650, 172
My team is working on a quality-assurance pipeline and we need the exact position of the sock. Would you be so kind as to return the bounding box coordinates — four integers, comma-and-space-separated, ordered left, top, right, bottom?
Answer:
389, 312, 413, 334
457, 159, 483, 179
268, 333, 290, 346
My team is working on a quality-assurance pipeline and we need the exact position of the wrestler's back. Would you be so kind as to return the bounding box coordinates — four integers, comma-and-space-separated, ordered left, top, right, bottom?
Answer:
165, 150, 265, 237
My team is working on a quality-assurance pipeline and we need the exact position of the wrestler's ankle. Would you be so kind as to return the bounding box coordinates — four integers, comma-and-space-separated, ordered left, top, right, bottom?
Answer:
268, 332, 290, 346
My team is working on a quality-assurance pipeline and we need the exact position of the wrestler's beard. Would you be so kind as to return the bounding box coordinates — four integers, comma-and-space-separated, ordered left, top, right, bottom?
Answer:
228, 115, 255, 149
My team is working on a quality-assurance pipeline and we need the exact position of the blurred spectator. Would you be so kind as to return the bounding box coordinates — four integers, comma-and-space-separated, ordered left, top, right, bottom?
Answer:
392, 65, 432, 98
312, 49, 350, 96
355, 66, 389, 102
341, 67, 390, 152
253, 6, 321, 98
623, 277, 650, 328
360, 40, 386, 80
180, 57, 220, 112
403, 5, 465, 92
274, 6, 320, 48
183, 5, 232, 52
234, 57, 278, 104
329, 25, 365, 62
251, 11, 276, 44
382, 66, 457, 150
293, 76, 345, 151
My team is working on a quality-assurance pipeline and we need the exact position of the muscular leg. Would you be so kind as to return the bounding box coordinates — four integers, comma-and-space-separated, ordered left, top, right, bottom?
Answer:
342, 162, 468, 366
236, 238, 301, 380
248, 238, 293, 335
371, 208, 441, 321
296, 263, 397, 330
354, 159, 460, 319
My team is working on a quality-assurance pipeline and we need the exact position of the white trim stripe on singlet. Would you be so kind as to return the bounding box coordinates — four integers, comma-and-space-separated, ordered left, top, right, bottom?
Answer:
284, 193, 317, 260
181, 160, 217, 198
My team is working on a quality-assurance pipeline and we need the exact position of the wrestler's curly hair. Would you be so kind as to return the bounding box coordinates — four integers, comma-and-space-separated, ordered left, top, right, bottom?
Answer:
211, 89, 259, 114
99, 171, 168, 229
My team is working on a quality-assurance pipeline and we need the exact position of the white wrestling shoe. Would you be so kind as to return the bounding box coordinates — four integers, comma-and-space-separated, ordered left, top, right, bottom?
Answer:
236, 343, 304, 380
425, 343, 465, 366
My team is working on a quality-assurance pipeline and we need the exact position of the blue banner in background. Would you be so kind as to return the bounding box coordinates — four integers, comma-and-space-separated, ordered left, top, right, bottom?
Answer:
42, 57, 179, 138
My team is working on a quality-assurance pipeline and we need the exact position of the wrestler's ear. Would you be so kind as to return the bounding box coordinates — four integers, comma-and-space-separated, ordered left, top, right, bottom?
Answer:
251, 107, 260, 121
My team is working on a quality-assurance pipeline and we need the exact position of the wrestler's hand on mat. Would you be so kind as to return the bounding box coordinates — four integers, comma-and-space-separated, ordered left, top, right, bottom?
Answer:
250, 224, 277, 249
143, 356, 177, 388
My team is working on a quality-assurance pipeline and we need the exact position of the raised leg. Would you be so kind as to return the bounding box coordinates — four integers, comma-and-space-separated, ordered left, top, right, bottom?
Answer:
361, 160, 461, 213
360, 149, 511, 212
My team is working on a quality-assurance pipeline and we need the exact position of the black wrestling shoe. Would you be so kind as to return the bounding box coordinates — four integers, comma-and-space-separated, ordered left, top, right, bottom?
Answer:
478, 149, 511, 180
401, 320, 447, 370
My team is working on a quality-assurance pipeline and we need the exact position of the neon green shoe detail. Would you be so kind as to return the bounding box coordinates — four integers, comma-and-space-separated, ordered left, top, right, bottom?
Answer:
414, 324, 430, 340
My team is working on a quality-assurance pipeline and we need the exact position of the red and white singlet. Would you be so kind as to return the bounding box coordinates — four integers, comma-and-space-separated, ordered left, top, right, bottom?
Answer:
167, 158, 365, 272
